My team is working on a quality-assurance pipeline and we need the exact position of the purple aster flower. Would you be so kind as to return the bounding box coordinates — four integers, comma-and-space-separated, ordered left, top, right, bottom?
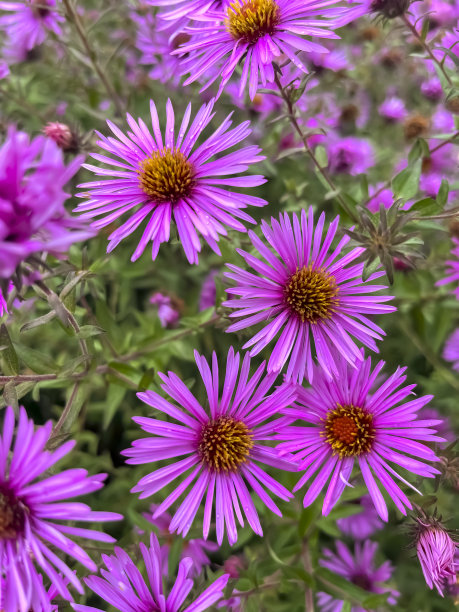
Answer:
150, 292, 181, 328
142, 504, 218, 577
224, 210, 395, 383
367, 184, 394, 214
436, 238, 459, 299
176, 0, 356, 100
327, 136, 375, 176
76, 99, 267, 265
123, 348, 297, 545
276, 353, 443, 520
0, 406, 122, 611
378, 96, 408, 122
73, 533, 229, 612
317, 540, 399, 612
0, 0, 63, 58
131, 10, 187, 88
443, 328, 459, 372
418, 406, 455, 448
0, 127, 92, 280
414, 518, 458, 596
0, 60, 9, 79
337, 495, 384, 540
199, 269, 219, 311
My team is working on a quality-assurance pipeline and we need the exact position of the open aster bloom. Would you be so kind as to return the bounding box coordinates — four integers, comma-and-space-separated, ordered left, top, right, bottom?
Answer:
414, 518, 458, 596
73, 533, 229, 612
224, 210, 395, 383
175, 0, 357, 100
436, 238, 459, 300
0, 126, 92, 280
142, 504, 219, 577
0, 406, 122, 612
336, 494, 384, 540
276, 353, 443, 520
123, 348, 297, 545
76, 99, 266, 264
317, 540, 399, 612
0, 1, 63, 57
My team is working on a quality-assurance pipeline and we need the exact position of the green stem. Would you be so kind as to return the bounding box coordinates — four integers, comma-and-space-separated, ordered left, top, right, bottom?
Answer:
273, 73, 358, 223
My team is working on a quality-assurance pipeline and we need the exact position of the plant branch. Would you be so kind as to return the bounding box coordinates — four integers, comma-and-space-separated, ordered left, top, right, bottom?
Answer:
273, 72, 358, 222
62, 0, 124, 116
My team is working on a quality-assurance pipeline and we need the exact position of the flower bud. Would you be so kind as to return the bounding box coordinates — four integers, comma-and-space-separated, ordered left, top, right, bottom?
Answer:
414, 517, 457, 596
43, 122, 78, 152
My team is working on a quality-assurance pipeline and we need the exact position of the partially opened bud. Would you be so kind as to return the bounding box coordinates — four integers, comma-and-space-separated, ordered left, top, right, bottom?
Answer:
43, 122, 78, 152
415, 517, 457, 596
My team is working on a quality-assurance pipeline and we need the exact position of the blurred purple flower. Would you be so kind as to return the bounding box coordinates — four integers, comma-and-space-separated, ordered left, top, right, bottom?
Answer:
73, 533, 229, 612
199, 269, 219, 311
432, 107, 455, 132
327, 137, 375, 175
436, 238, 459, 299
415, 520, 458, 596
337, 495, 384, 540
0, 60, 9, 78
224, 210, 394, 383
418, 406, 455, 448
131, 10, 187, 88
0, 406, 122, 611
0, 0, 63, 58
146, 0, 223, 23
150, 292, 181, 328
367, 184, 394, 213
443, 328, 459, 372
421, 77, 443, 101
76, 99, 266, 265
0, 127, 92, 280
176, 0, 359, 100
123, 348, 297, 545
378, 96, 407, 122
317, 540, 399, 612
276, 353, 442, 520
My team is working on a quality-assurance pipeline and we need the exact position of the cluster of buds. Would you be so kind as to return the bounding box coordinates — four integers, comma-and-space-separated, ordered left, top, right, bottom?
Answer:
345, 201, 423, 284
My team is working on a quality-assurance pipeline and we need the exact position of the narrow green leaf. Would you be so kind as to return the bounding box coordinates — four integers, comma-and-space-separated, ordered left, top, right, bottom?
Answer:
392, 160, 422, 200
0, 324, 19, 375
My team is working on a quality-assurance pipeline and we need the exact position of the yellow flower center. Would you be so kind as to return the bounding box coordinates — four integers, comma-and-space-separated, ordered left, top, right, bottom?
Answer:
138, 148, 195, 204
226, 0, 281, 44
284, 266, 339, 323
323, 404, 375, 457
0, 486, 26, 540
198, 416, 254, 472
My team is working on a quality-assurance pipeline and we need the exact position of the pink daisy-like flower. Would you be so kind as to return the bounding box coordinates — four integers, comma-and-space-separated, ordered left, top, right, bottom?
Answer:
0, 127, 92, 280
276, 353, 443, 520
0, 0, 63, 56
326, 136, 375, 176
76, 99, 267, 265
0, 406, 122, 612
336, 494, 384, 540
175, 0, 357, 100
73, 533, 229, 612
317, 540, 399, 612
224, 210, 395, 383
436, 238, 459, 299
142, 504, 218, 577
123, 348, 297, 545
414, 518, 458, 596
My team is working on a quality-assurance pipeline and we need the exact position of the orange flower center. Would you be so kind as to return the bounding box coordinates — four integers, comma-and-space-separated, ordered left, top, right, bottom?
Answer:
138, 148, 194, 204
226, 0, 281, 44
198, 416, 253, 472
323, 404, 375, 457
0, 486, 26, 540
284, 266, 339, 323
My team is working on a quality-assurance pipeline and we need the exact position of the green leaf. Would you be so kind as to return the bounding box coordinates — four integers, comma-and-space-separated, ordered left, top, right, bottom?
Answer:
315, 146, 328, 167
436, 179, 449, 207
3, 381, 18, 412
410, 197, 440, 215
0, 324, 19, 375
13, 344, 58, 375
77, 324, 105, 339
391, 160, 422, 200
